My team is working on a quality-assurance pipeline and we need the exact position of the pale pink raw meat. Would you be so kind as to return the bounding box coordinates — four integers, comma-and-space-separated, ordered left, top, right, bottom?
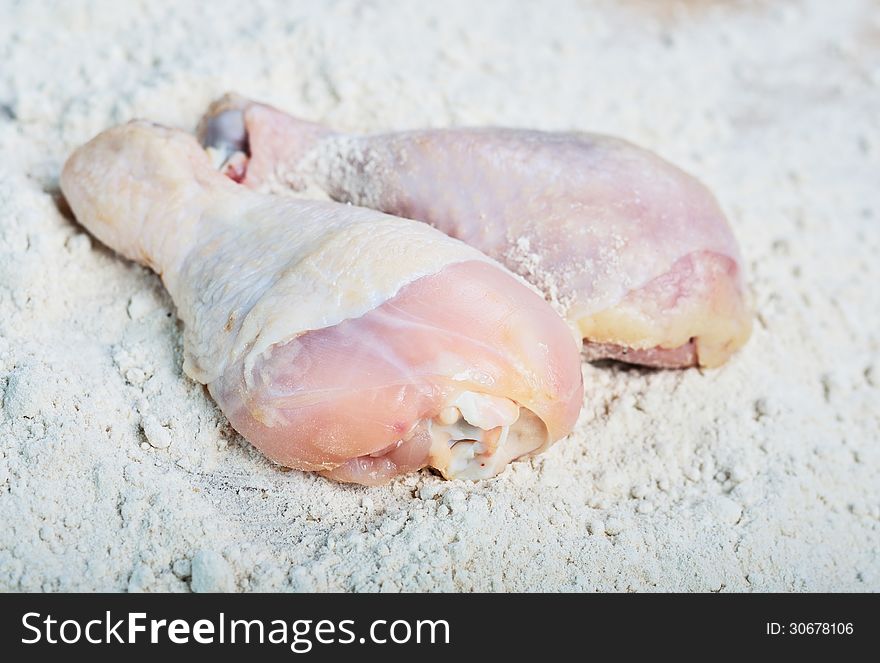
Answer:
213, 259, 581, 484
61, 121, 583, 485
200, 94, 752, 368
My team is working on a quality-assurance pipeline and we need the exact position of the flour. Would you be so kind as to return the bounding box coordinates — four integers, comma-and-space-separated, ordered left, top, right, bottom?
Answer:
0, 0, 878, 592
503, 234, 578, 317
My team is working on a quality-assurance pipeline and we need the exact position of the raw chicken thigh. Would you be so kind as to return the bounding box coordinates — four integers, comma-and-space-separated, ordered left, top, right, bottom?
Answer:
61, 121, 583, 485
200, 95, 752, 368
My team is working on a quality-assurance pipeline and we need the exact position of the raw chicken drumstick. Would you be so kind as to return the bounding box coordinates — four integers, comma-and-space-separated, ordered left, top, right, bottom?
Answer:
61, 122, 583, 485
199, 94, 752, 368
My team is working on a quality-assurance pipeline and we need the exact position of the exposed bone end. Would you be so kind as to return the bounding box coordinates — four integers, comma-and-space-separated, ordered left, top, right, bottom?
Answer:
427, 392, 549, 481
196, 92, 251, 149
430, 409, 549, 481
198, 94, 253, 182
197, 93, 333, 191
317, 392, 550, 485
437, 406, 460, 425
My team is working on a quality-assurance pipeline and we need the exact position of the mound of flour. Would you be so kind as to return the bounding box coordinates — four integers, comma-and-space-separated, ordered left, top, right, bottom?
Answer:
0, 0, 877, 591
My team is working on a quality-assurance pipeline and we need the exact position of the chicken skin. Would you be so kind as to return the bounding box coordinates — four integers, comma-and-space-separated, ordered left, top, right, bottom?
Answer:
200, 94, 752, 368
61, 121, 584, 484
